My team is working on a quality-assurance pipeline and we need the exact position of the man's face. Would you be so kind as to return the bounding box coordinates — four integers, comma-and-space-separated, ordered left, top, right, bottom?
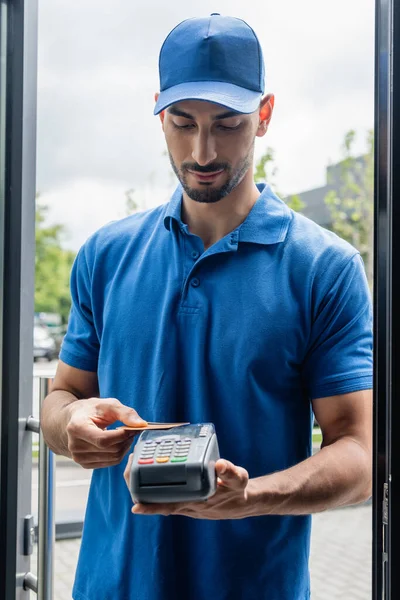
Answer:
162, 100, 261, 204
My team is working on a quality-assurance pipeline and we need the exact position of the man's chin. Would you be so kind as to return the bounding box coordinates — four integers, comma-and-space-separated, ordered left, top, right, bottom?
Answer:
183, 186, 227, 204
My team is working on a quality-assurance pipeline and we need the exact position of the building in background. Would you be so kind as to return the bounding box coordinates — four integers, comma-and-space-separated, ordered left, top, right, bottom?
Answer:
287, 156, 368, 229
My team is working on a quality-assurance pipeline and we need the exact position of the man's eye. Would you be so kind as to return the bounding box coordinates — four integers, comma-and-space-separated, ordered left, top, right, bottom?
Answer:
172, 122, 195, 129
218, 124, 241, 131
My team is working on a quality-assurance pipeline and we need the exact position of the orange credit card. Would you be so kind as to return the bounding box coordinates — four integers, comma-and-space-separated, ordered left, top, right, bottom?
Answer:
119, 421, 190, 432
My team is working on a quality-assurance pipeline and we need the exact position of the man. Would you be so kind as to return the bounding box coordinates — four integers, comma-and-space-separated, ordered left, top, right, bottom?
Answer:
41, 14, 372, 600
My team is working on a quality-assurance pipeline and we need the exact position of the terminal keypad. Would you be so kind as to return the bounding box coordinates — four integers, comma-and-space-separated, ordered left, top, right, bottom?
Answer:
138, 436, 192, 465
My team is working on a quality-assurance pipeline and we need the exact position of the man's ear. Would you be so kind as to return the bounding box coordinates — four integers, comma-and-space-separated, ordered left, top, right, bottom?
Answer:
257, 94, 275, 138
154, 92, 165, 127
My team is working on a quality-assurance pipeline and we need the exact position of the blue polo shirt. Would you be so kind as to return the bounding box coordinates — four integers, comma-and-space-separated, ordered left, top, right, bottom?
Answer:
60, 182, 372, 600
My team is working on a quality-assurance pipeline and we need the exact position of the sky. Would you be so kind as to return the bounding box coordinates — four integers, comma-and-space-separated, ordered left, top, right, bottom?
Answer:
36, 0, 375, 252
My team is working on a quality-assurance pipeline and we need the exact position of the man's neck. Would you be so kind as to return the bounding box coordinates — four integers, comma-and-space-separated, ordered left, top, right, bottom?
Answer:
180, 175, 261, 251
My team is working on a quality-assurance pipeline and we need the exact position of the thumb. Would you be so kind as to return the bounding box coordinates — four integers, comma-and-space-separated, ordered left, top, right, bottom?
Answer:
105, 399, 148, 427
216, 460, 249, 490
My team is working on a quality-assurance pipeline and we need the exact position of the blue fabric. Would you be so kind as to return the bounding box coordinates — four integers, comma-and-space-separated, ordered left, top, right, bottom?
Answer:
154, 14, 265, 115
60, 183, 373, 600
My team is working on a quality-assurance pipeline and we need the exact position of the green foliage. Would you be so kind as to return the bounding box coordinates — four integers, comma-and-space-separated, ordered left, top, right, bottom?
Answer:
286, 194, 306, 212
125, 188, 139, 216
254, 148, 277, 184
35, 197, 76, 323
254, 148, 306, 213
324, 129, 374, 284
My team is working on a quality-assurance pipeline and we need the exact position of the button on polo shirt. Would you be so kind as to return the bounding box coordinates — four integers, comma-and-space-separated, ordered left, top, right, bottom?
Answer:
60, 183, 372, 600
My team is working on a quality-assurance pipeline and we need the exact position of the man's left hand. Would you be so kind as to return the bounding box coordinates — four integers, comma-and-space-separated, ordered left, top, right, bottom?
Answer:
123, 455, 258, 519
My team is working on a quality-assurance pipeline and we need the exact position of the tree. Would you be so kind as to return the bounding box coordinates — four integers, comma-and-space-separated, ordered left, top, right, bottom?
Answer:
324, 130, 374, 285
254, 147, 277, 184
124, 188, 139, 216
35, 196, 76, 323
254, 147, 306, 213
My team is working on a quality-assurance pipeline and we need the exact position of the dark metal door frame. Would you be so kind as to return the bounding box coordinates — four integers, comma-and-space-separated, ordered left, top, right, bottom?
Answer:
373, 0, 389, 596
374, 0, 400, 598
0, 0, 38, 598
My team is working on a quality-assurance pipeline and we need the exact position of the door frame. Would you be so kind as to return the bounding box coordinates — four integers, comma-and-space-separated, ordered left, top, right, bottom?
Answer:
374, 0, 400, 597
0, 0, 38, 598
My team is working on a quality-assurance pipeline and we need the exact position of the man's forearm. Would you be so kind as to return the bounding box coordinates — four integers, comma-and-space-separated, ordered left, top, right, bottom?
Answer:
248, 437, 372, 515
41, 391, 77, 457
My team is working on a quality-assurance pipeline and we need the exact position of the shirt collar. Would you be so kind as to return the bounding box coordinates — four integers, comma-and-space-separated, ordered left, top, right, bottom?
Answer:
163, 184, 185, 231
163, 183, 292, 246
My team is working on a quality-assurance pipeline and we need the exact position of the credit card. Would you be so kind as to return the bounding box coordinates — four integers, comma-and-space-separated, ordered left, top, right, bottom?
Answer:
119, 421, 190, 431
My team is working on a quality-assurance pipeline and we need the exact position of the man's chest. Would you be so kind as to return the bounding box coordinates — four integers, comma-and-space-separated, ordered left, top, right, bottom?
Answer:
96, 248, 310, 374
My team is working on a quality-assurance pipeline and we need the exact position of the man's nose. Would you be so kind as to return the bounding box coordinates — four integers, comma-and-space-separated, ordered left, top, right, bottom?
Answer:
191, 131, 217, 166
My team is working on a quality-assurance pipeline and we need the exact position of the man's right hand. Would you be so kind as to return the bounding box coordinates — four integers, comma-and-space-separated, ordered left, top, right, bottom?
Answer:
65, 397, 147, 469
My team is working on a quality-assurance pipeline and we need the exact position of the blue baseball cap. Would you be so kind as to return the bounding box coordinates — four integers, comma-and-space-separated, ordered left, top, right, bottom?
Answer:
154, 14, 265, 116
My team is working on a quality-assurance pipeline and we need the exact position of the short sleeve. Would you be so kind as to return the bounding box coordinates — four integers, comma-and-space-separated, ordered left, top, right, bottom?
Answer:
59, 244, 100, 372
302, 253, 373, 399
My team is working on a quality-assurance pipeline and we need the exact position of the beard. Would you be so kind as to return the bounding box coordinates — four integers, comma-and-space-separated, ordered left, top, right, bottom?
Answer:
168, 145, 254, 204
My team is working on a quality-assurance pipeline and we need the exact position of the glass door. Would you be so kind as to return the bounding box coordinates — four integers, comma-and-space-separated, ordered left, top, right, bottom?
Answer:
374, 0, 400, 597
0, 1, 38, 598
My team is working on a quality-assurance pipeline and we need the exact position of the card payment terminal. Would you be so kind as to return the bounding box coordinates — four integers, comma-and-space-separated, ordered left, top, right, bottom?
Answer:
129, 423, 220, 503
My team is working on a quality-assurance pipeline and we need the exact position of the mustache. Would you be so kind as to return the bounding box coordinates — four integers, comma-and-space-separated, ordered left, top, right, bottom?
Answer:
182, 163, 228, 174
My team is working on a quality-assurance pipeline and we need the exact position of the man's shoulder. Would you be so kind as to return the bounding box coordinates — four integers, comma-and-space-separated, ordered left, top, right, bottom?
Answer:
93, 203, 168, 243
81, 203, 169, 260
286, 209, 360, 273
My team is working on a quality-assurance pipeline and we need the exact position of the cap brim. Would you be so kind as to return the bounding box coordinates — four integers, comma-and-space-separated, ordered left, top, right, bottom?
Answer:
154, 81, 262, 115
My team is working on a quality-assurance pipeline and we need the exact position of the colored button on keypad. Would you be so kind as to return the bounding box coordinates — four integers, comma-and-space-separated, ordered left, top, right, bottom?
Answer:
156, 457, 170, 463
138, 459, 154, 464
171, 457, 187, 462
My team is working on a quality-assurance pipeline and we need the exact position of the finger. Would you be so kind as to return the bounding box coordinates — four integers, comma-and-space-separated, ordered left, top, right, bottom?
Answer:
94, 398, 148, 429
215, 460, 249, 490
78, 460, 126, 469
132, 502, 183, 516
68, 421, 137, 449
71, 439, 134, 468
132, 503, 204, 519
69, 434, 135, 453
71, 444, 132, 465
124, 453, 134, 488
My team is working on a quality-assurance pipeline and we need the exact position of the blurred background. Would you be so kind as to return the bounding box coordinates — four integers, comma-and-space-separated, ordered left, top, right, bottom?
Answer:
31, 1, 375, 598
